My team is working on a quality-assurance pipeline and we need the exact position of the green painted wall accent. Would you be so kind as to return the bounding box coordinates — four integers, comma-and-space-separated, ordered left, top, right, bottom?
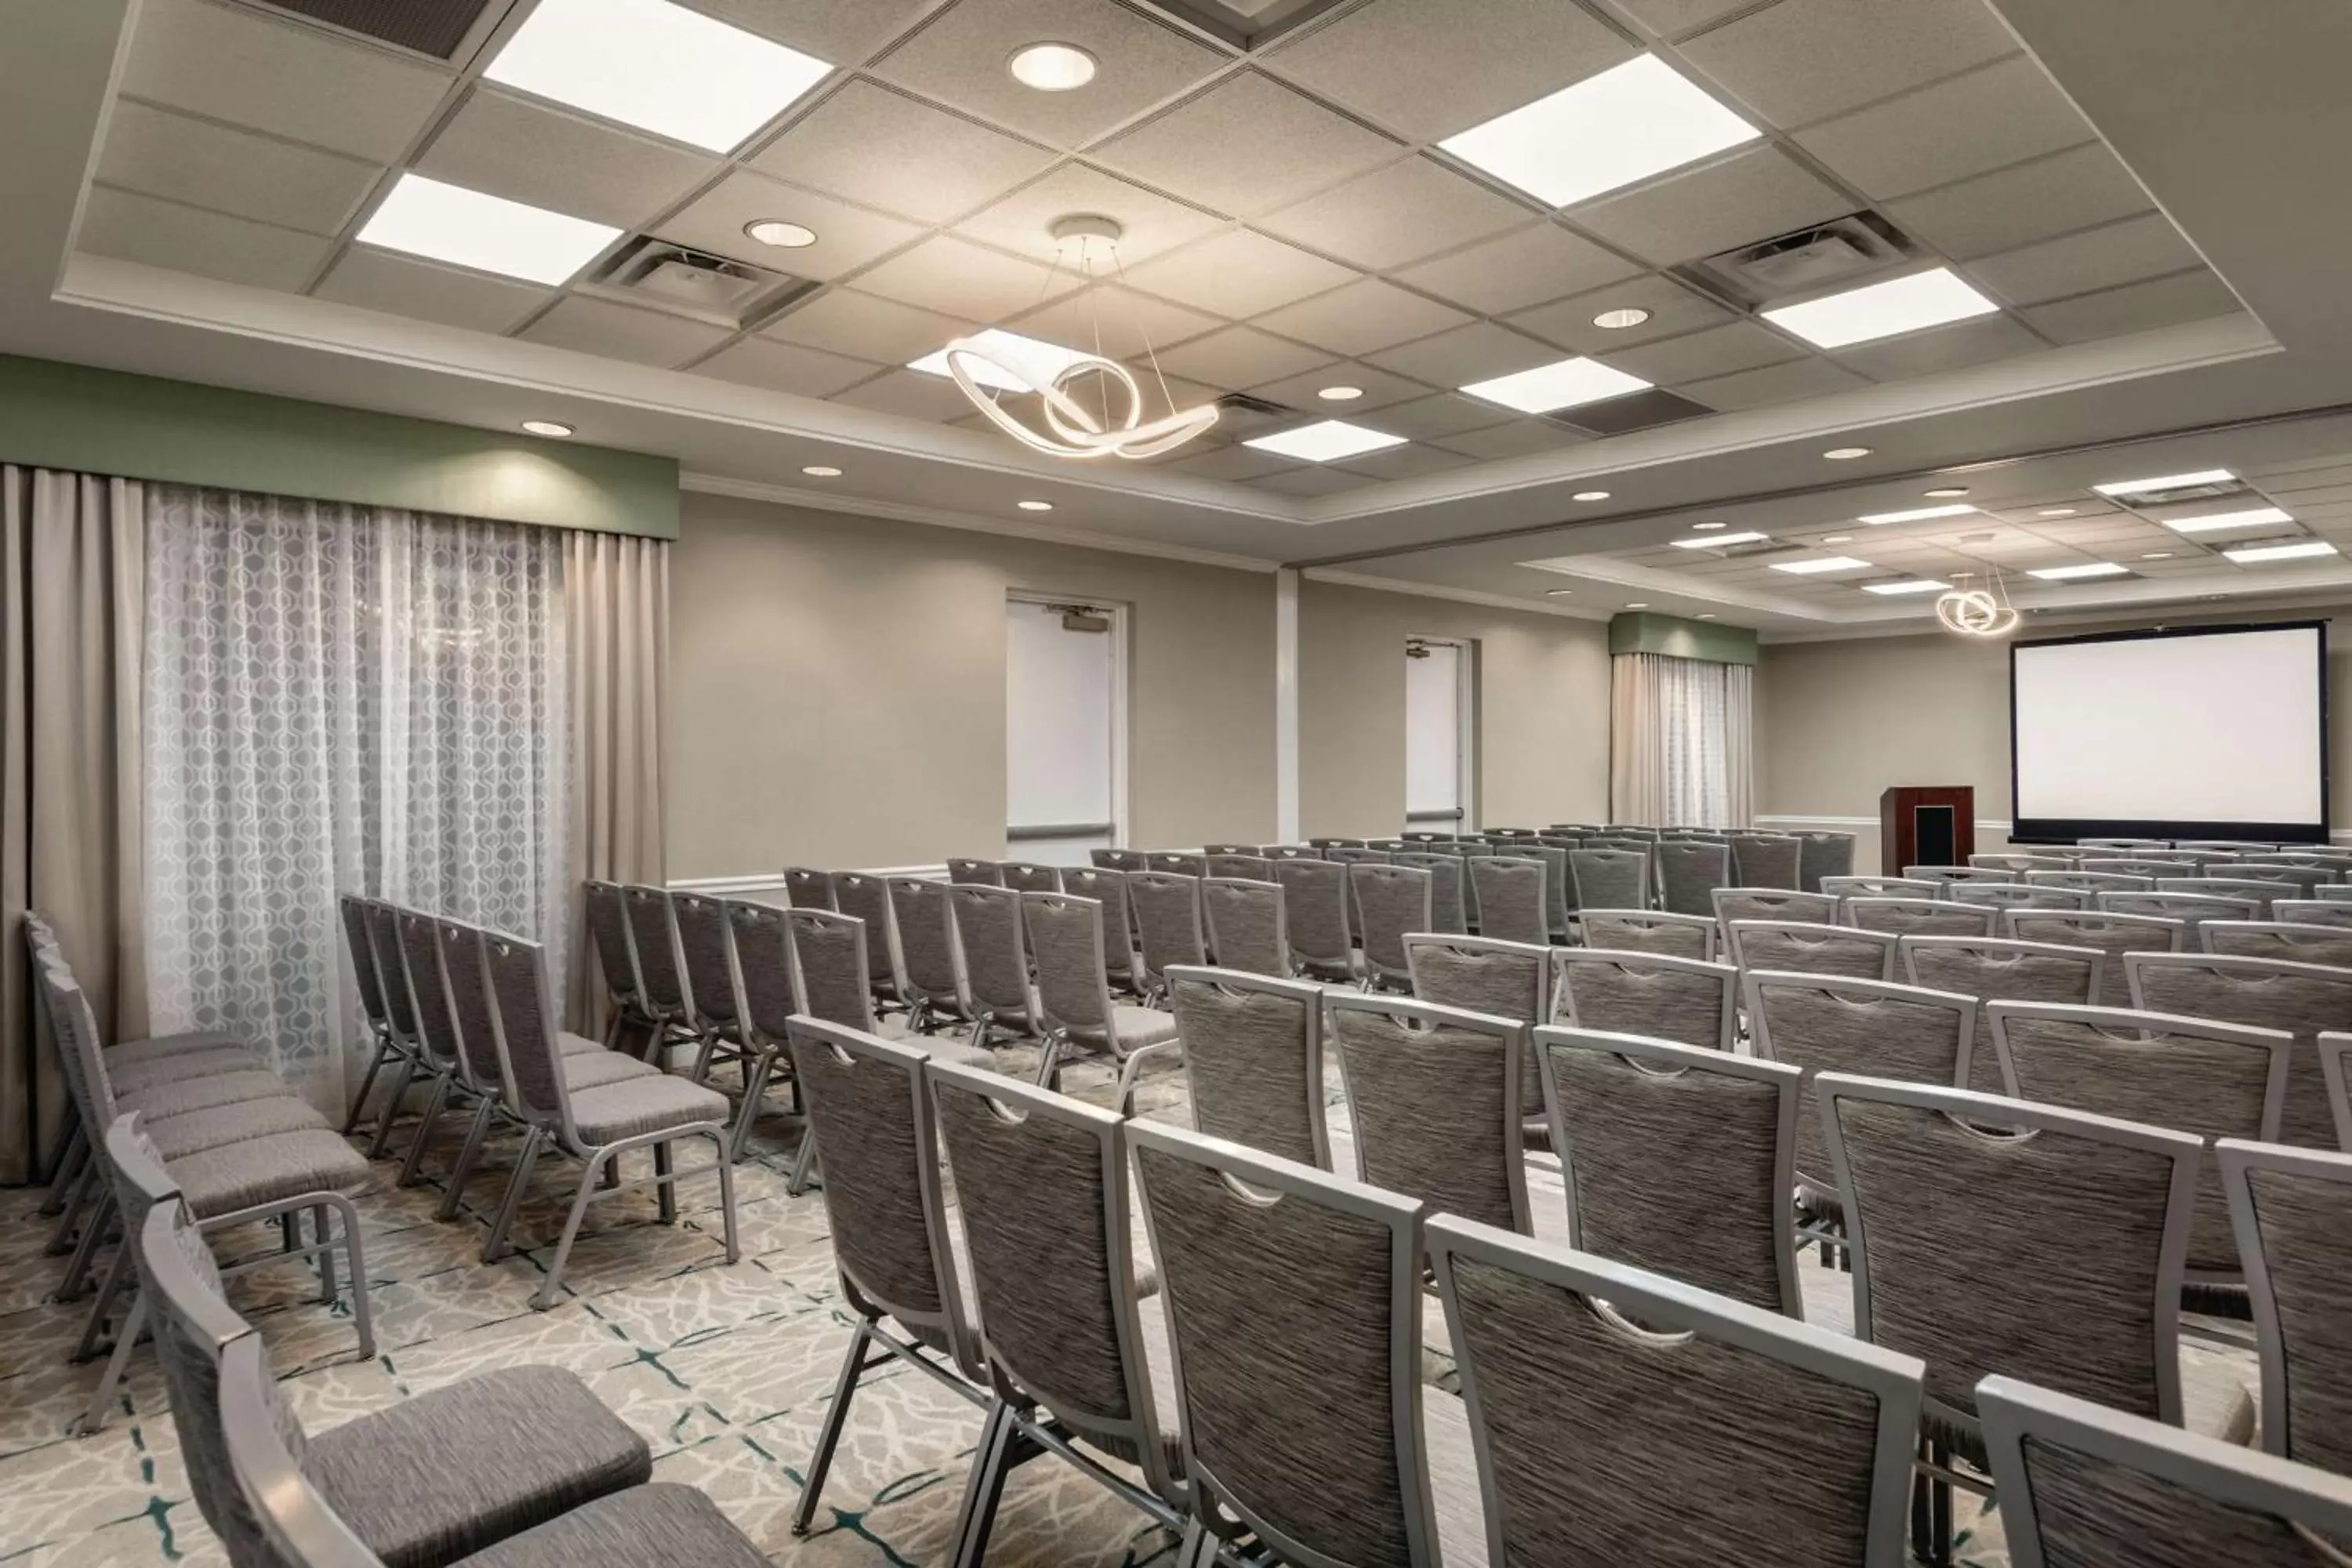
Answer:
0, 354, 677, 539
1609, 610, 1759, 666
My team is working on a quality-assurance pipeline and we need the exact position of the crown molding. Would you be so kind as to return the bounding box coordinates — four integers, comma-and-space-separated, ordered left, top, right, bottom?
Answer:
1301, 568, 1613, 621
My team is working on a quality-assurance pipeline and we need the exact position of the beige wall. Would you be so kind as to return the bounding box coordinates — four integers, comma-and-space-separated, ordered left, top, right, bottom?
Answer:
1298, 579, 1613, 837
666, 492, 1278, 878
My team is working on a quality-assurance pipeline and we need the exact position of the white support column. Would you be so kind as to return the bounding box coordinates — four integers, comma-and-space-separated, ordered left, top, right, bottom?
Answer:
1276, 567, 1300, 844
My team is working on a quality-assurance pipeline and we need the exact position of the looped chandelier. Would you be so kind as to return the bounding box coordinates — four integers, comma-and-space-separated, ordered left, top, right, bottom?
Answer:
1935, 569, 2020, 637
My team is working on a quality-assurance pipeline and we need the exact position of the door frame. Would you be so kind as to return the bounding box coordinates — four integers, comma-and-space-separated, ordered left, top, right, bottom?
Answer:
1005, 590, 1131, 851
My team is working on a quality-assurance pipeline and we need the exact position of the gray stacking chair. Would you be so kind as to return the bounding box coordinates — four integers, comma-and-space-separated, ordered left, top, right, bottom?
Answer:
1904, 864, 2013, 885
1204, 851, 1275, 881
2024, 868, 2155, 895
1845, 896, 1998, 938
1711, 887, 1838, 927
1451, 840, 1493, 927
476, 931, 738, 1306
1726, 920, 1897, 981
2314, 883, 2352, 902
621, 883, 699, 1064
2275, 898, 2352, 930
357, 898, 431, 1157
2127, 951, 2352, 1150
669, 891, 750, 1088
999, 860, 1063, 895
1392, 851, 1468, 935
386, 908, 539, 1195
1325, 992, 1532, 1236
1272, 857, 1356, 983
2084, 855, 2198, 880
780, 1019, 990, 1538
1535, 1028, 1804, 1314
1576, 908, 1719, 961
1548, 822, 1602, 836
947, 883, 1047, 1048
1407, 933, 1552, 1149
576, 879, 652, 1057
1729, 833, 1803, 890
948, 857, 1003, 886
1061, 865, 1142, 994
1428, 1213, 1923, 1566
1990, 1002, 2288, 1292
1091, 848, 1146, 872
1656, 838, 1730, 918
927, 1062, 1185, 1563
2203, 918, 2352, 967
2160, 876, 2287, 916
2000, 909, 2184, 1004
2245, 848, 2352, 873
1307, 835, 1370, 849
784, 907, 902, 1036
713, 898, 808, 1166
1163, 967, 1330, 1170
2080, 836, 2169, 848
1469, 855, 1548, 946
1261, 843, 1320, 860
833, 871, 911, 1019
783, 865, 839, 906
1977, 1372, 2352, 1568
1899, 934, 2103, 1095
1125, 1118, 1483, 1568
1024, 891, 1181, 1106
1819, 1073, 2201, 1516
1602, 824, 1661, 840
1555, 948, 1739, 1053
2216, 862, 2335, 898
1822, 874, 1944, 903
1147, 850, 1208, 877
1569, 846, 1650, 912
1126, 869, 1208, 1000
339, 892, 420, 1139
1970, 852, 2071, 874
1204, 841, 1261, 855
1947, 881, 2086, 913
1199, 876, 1289, 978
1351, 862, 1433, 990
2220, 1138, 2352, 1470
1514, 843, 1570, 941
1794, 829, 1857, 894
887, 875, 984, 1036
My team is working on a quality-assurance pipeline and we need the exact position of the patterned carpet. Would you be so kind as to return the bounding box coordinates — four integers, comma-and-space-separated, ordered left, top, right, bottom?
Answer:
0, 1038, 2251, 1567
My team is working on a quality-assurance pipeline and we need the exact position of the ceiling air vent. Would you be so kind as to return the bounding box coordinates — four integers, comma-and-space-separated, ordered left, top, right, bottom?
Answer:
584, 239, 813, 331
1208, 391, 1297, 437
241, 0, 496, 59
1682, 212, 1918, 309
1547, 389, 1714, 437
2124, 477, 2249, 506
1142, 0, 1355, 48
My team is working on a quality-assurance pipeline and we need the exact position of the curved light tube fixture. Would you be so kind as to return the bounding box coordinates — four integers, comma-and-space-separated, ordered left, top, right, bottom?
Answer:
944, 338, 1218, 460
1935, 583, 2020, 637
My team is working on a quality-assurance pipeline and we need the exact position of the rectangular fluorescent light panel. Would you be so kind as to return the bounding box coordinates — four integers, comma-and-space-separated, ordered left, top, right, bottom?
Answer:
1862, 579, 1952, 595
356, 174, 622, 285
2028, 562, 2131, 580
1244, 420, 1409, 463
1438, 54, 1760, 209
2092, 469, 2235, 496
907, 328, 1083, 394
1460, 357, 1650, 414
485, 0, 832, 153
1762, 267, 2000, 349
1858, 503, 1978, 525
2163, 506, 2294, 535
1770, 556, 1871, 575
2225, 540, 2340, 564
1671, 531, 1769, 548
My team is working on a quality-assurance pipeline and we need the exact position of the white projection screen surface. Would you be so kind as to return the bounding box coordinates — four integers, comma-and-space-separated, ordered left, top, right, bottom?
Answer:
2010, 622, 2329, 842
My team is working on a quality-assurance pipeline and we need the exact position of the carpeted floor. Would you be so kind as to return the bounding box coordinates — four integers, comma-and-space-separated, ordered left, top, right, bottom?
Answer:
0, 1037, 2251, 1566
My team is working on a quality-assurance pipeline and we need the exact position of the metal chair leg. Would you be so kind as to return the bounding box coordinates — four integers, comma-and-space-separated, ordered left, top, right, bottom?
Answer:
437, 1097, 499, 1222
531, 1152, 604, 1312
728, 1050, 775, 1164
793, 1321, 877, 1537
73, 1243, 136, 1363
314, 1205, 336, 1304
710, 1131, 740, 1264
40, 1118, 88, 1217
74, 1294, 144, 1437
482, 1125, 545, 1263
654, 1140, 677, 1225
58, 1191, 117, 1301
365, 1054, 419, 1160
394, 1071, 453, 1188
1033, 1034, 1063, 1088
47, 1159, 97, 1255
786, 1123, 820, 1197
949, 1401, 1022, 1568
341, 1036, 395, 1136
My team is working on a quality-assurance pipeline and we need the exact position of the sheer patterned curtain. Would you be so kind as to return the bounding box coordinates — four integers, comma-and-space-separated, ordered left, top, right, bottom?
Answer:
1610, 652, 1754, 828
142, 487, 570, 1109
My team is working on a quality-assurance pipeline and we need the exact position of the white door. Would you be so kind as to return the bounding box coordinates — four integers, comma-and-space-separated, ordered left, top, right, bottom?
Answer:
1406, 639, 1470, 833
1006, 596, 1123, 866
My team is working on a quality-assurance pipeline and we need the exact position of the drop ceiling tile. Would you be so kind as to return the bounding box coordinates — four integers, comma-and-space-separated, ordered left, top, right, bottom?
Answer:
1371, 394, 1516, 441
1245, 361, 1433, 413
78, 187, 331, 292
1792, 56, 2093, 202
1610, 0, 1777, 38
1093, 71, 1403, 219
1599, 321, 1804, 385
1969, 214, 2209, 308
1676, 355, 1869, 410
692, 336, 881, 397
99, 101, 379, 236
829, 368, 974, 422
1565, 145, 1851, 267
852, 234, 1083, 320
1152, 327, 1334, 390
761, 288, 978, 363
655, 170, 924, 279
1165, 445, 1294, 482
749, 83, 1056, 226
1886, 144, 2154, 260
1676, 0, 2018, 128
672, 0, 933, 61
520, 297, 734, 367
873, 0, 1225, 151
1507, 274, 1734, 353
1256, 157, 1531, 271
1435, 419, 1590, 460
313, 249, 550, 333
1831, 313, 2045, 379
1118, 228, 1361, 318
1367, 321, 1559, 387
955, 164, 1221, 267
2022, 268, 2245, 344
416, 89, 719, 231
1392, 223, 1642, 316
1004, 285, 1225, 361
1266, 0, 1633, 142
1250, 278, 1473, 358
1254, 466, 1376, 497
121, 0, 452, 162
1337, 443, 1483, 481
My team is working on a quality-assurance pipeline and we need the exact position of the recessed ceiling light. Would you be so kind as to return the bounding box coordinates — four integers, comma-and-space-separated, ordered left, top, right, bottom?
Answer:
745, 220, 818, 249
484, 0, 832, 153
2092, 469, 2235, 497
521, 419, 574, 437
1691, 520, 1725, 530
2038, 507, 2079, 517
1461, 357, 1650, 413
1862, 579, 1951, 595
2028, 561, 2131, 580
358, 173, 621, 284
908, 327, 1080, 392
1696, 613, 1718, 619
2141, 551, 2173, 560
2163, 506, 2295, 535
1859, 503, 1977, 526
1772, 556, 1872, 575
1018, 499, 1055, 512
1318, 385, 1365, 401
801, 464, 842, 477
1624, 602, 1650, 609
1923, 487, 1970, 499
1592, 307, 1652, 330
1244, 420, 1407, 463
1573, 490, 1613, 502
1672, 530, 1769, 548
1439, 55, 1759, 208
1008, 42, 1097, 91
1762, 267, 2000, 348
1820, 534, 1854, 544
1824, 446, 1872, 461
2225, 539, 2339, 564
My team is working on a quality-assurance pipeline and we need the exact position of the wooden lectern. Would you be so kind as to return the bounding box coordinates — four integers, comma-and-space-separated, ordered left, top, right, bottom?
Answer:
1881, 786, 1974, 871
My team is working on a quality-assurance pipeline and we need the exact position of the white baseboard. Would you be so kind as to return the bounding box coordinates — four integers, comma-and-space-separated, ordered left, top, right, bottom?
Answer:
1755, 813, 2352, 842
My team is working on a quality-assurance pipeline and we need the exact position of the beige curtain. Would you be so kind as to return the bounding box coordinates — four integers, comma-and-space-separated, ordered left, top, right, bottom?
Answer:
1, 468, 147, 1183
1610, 653, 1667, 826
1725, 662, 1756, 829
564, 531, 669, 1034
1610, 651, 1755, 829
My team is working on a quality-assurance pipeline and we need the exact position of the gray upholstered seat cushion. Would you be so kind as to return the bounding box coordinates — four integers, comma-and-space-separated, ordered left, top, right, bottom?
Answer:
1098, 1004, 1181, 1051
307, 1366, 654, 1568
104, 1029, 251, 1069
165, 1129, 373, 1219
107, 1044, 265, 1089
138, 1094, 330, 1160
122, 1069, 303, 1118
565, 1074, 729, 1145
559, 1049, 662, 1092
449, 1483, 765, 1568
1425, 1390, 1492, 1568
924, 1036, 1000, 1073
555, 1030, 608, 1057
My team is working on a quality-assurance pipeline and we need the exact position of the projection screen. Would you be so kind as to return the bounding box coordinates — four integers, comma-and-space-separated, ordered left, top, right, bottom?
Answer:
2009, 621, 2329, 844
